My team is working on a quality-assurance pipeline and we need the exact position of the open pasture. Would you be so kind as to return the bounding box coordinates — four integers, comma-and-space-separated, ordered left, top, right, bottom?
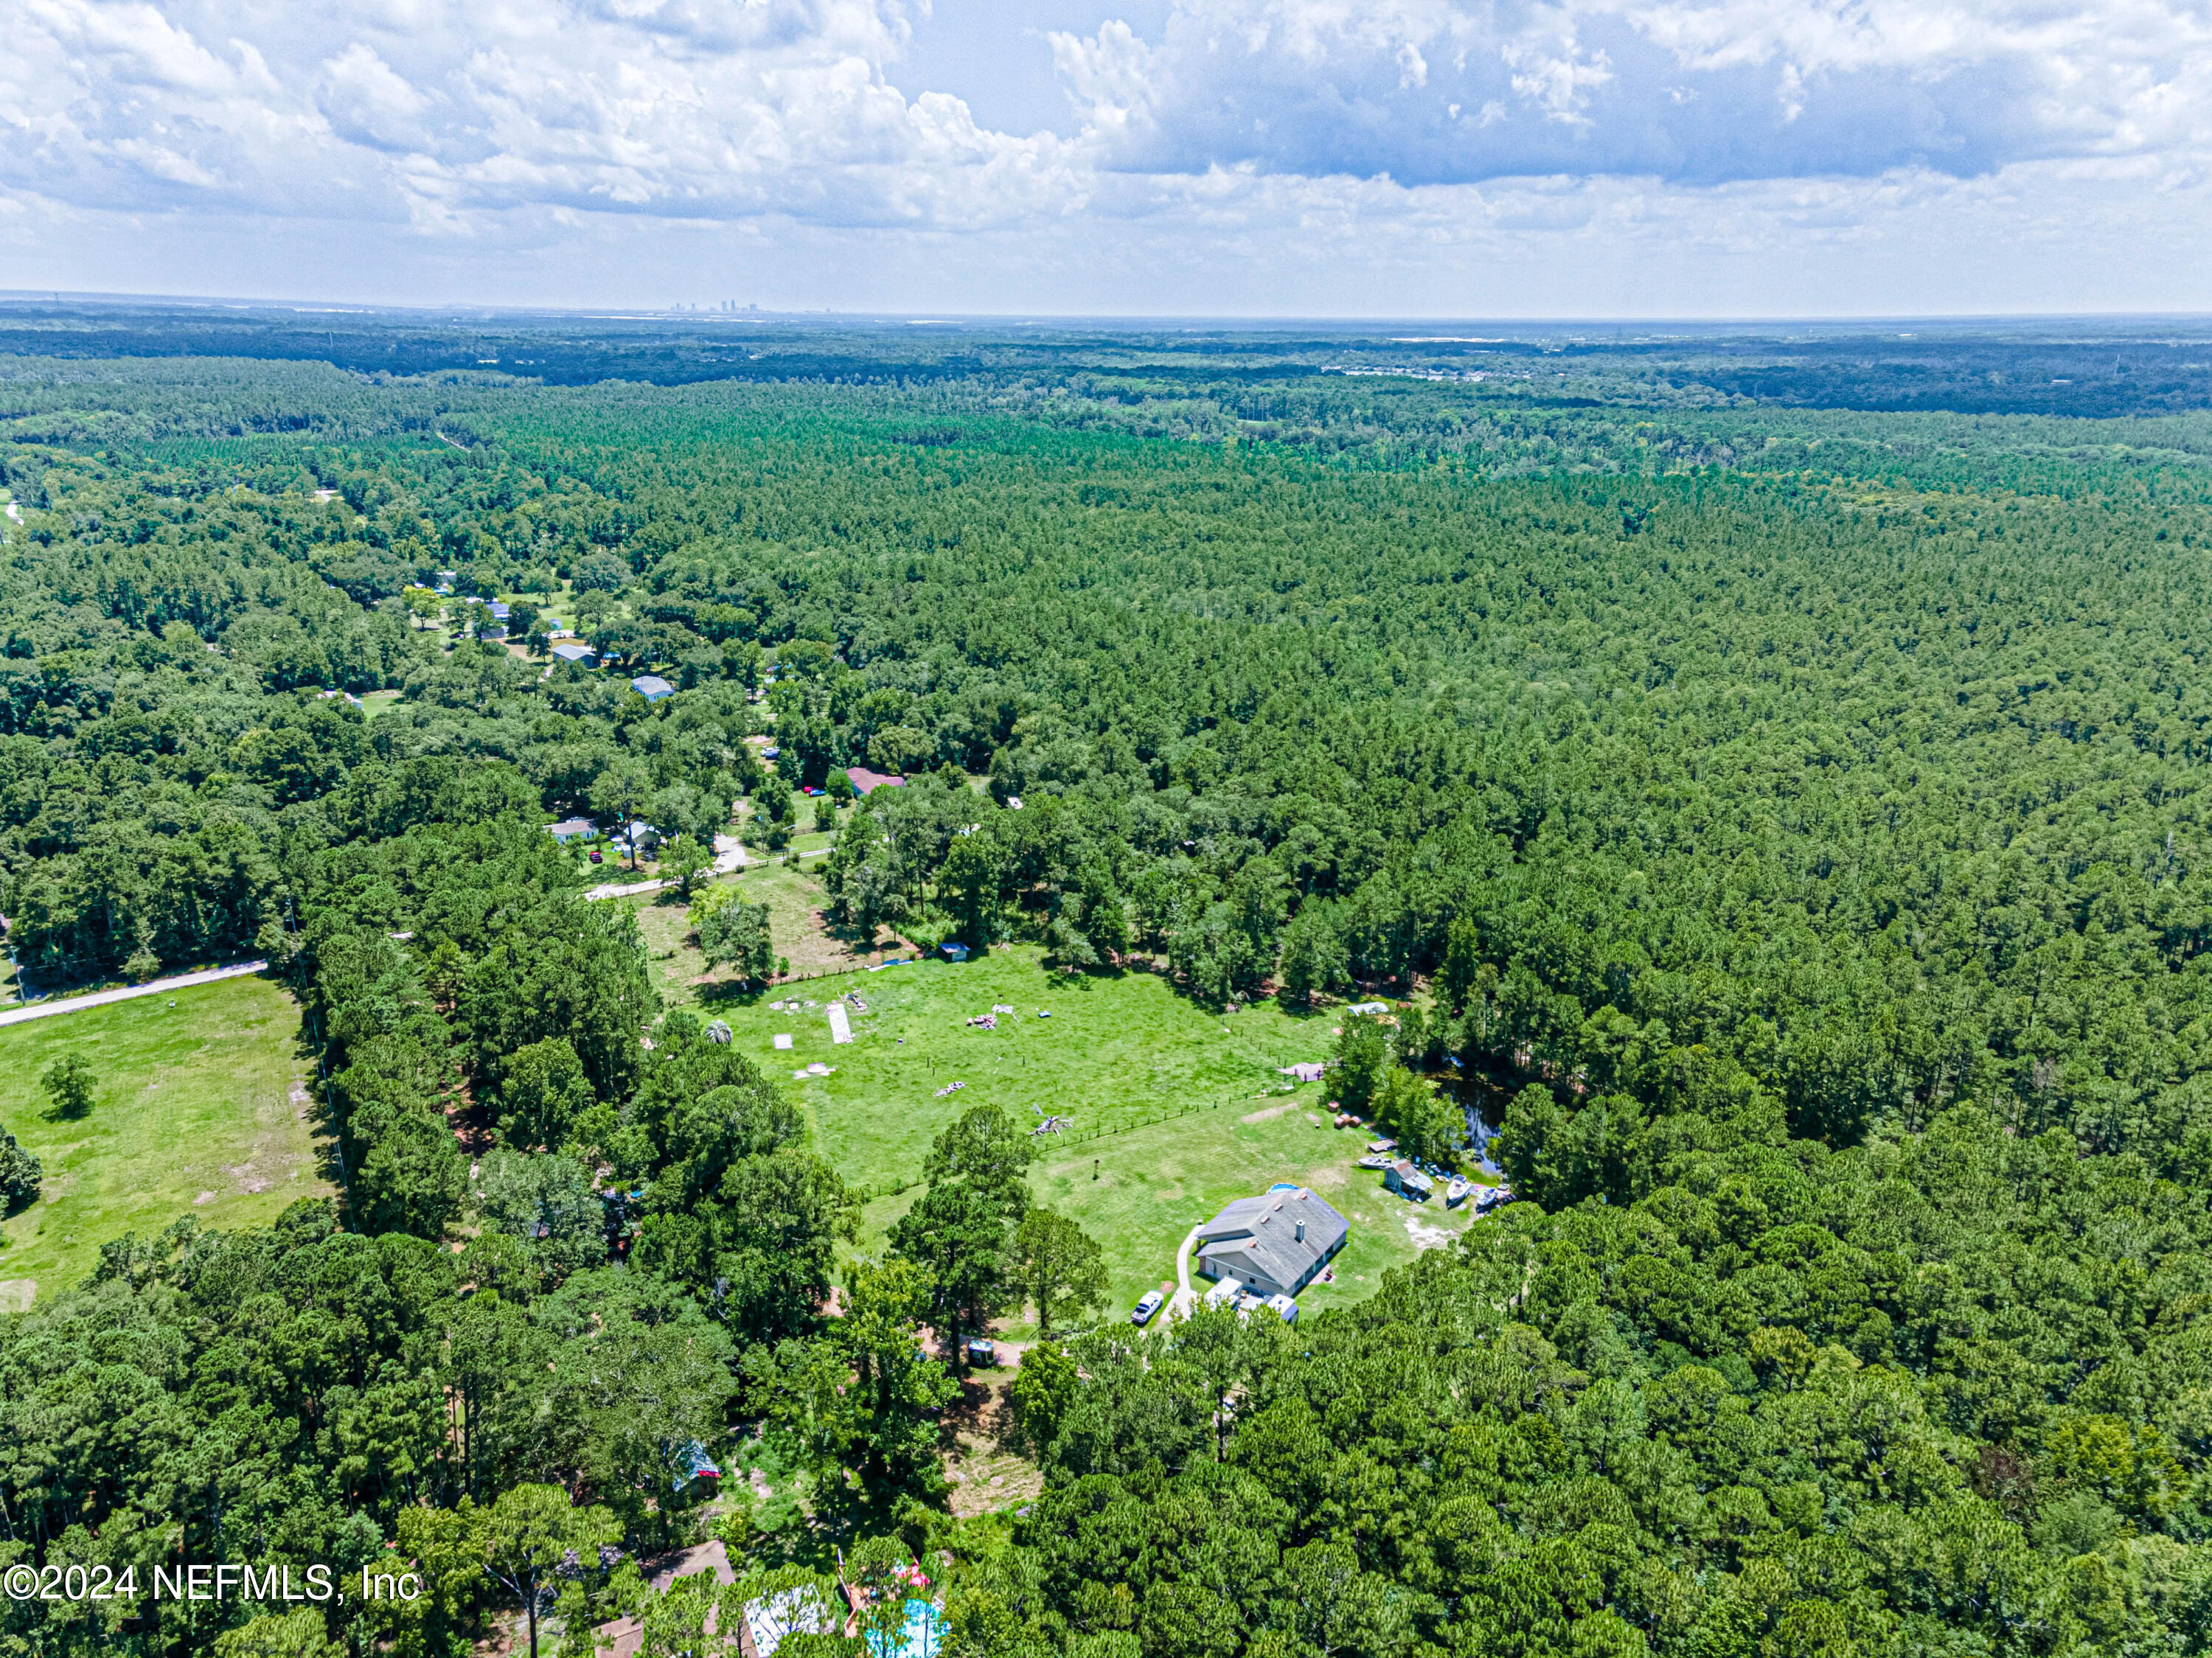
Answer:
714, 945, 1331, 1186
0, 974, 332, 1311
701, 945, 1478, 1328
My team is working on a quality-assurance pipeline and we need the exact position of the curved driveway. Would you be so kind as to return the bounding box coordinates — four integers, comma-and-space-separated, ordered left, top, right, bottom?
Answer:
1171, 1224, 1204, 1321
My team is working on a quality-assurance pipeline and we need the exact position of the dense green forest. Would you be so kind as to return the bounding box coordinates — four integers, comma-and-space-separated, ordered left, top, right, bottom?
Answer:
5, 329, 2212, 1657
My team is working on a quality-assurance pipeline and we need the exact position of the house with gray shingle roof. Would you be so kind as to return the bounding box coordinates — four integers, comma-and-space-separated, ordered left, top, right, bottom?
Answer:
1193, 1188, 1348, 1300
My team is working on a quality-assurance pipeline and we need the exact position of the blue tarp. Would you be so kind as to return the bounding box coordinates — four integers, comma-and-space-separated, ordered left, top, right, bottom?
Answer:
866, 1600, 942, 1658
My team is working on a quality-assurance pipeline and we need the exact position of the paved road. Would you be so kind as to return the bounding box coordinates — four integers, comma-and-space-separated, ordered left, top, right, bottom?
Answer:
582, 835, 746, 902
0, 960, 269, 1028
584, 877, 672, 902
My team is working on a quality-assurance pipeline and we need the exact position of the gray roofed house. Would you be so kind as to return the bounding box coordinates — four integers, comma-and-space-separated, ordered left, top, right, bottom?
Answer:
1194, 1188, 1349, 1300
549, 640, 596, 664
546, 816, 599, 843
631, 674, 675, 702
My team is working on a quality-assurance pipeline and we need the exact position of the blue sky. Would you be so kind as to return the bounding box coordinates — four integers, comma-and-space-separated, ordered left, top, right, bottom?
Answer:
3, 0, 2208, 316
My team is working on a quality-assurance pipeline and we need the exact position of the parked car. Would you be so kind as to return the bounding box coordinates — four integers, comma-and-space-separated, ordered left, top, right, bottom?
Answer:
1132, 1290, 1166, 1326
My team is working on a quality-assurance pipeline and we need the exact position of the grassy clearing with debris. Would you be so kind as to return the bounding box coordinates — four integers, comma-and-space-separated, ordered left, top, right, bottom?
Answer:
697, 944, 1481, 1331
622, 857, 908, 997
0, 974, 332, 1312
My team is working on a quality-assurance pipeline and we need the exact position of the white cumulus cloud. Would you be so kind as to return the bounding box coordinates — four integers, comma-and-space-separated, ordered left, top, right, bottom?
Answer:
0, 0, 2207, 313
0, 0, 1085, 231
1043, 0, 2212, 185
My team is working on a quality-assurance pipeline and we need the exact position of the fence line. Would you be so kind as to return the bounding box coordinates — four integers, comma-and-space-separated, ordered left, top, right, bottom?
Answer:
697, 958, 916, 1002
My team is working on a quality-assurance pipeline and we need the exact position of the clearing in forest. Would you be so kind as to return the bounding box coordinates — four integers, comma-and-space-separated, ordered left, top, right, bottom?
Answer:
624, 850, 898, 986
0, 974, 333, 1312
698, 945, 1476, 1329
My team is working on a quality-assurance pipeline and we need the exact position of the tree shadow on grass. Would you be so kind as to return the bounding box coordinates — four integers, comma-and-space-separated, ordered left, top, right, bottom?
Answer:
697, 979, 768, 1007
288, 1009, 352, 1199
1043, 953, 1137, 991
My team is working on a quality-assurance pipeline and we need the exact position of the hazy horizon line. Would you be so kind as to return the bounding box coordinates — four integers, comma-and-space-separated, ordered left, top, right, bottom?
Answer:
5, 289, 2212, 335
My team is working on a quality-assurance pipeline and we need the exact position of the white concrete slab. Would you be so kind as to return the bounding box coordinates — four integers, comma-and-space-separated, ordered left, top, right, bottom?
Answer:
827, 1003, 852, 1044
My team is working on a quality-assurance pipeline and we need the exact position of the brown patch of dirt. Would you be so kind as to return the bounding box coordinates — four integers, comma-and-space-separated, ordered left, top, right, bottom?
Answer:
443, 1084, 499, 1155
939, 1362, 1045, 1519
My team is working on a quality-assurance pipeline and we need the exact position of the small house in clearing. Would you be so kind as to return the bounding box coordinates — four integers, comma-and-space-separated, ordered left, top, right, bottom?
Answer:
631, 674, 675, 702
549, 641, 596, 665
546, 817, 599, 844
1194, 1188, 1349, 1300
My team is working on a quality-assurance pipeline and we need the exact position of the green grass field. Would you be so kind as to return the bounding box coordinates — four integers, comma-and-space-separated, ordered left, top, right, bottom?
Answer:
0, 894, 1478, 1329
0, 975, 333, 1312
686, 942, 1481, 1331
625, 858, 908, 993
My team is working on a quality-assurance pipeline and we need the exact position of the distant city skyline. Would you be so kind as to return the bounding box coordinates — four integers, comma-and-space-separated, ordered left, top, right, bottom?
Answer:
4, 0, 2207, 318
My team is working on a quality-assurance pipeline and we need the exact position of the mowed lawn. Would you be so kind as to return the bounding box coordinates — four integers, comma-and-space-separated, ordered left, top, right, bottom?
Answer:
694, 944, 1481, 1332
0, 975, 332, 1312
